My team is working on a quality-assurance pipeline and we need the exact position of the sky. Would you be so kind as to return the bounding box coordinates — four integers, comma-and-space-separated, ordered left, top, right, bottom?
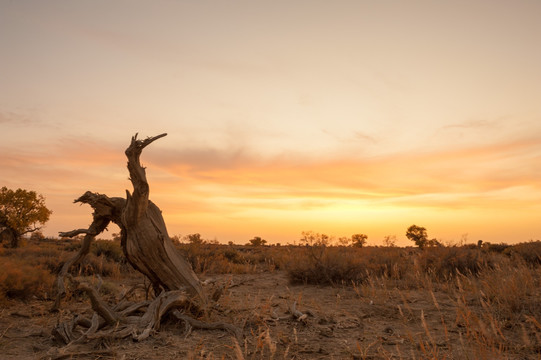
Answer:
1, 0, 541, 246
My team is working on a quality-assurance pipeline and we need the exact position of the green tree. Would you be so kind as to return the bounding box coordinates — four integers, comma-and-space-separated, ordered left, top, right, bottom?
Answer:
406, 224, 428, 249
0, 186, 52, 248
351, 233, 368, 248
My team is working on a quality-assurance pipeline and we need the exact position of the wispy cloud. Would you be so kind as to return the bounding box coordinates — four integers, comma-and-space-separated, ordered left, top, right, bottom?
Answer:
0, 111, 34, 125
147, 136, 541, 213
2, 134, 540, 242
442, 119, 502, 130
354, 131, 377, 143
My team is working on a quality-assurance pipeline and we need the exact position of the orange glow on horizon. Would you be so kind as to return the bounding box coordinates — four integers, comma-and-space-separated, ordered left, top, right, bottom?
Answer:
1, 135, 540, 245
2, 1, 541, 245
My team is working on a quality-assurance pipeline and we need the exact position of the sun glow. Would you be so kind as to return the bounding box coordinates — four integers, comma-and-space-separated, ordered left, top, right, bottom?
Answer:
1, 1, 541, 244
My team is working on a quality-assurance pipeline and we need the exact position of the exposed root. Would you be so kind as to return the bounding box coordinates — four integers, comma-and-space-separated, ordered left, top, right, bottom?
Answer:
52, 281, 241, 348
79, 283, 121, 326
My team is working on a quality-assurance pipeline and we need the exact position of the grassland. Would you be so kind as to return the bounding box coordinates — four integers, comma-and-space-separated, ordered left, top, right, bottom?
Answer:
1, 237, 540, 359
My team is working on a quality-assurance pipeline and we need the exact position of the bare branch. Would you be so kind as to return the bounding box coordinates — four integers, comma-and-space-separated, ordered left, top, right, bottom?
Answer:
289, 301, 308, 323
79, 283, 122, 326
58, 229, 91, 238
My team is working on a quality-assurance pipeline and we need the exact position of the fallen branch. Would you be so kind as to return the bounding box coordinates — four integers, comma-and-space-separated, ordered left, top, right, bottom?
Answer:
289, 301, 314, 323
79, 283, 121, 326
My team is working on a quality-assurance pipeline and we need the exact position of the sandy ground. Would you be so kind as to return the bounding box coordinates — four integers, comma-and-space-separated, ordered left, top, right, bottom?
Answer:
0, 270, 537, 359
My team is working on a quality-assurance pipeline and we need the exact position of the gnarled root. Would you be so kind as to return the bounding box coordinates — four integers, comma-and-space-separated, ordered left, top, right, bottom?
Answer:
52, 281, 241, 347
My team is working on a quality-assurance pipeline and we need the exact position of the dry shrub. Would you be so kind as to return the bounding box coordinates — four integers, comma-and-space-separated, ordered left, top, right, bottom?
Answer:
484, 242, 511, 253
0, 239, 122, 303
362, 246, 410, 279
475, 263, 541, 320
178, 242, 228, 273
0, 257, 54, 302
286, 246, 362, 285
71, 253, 122, 278
1, 243, 71, 274
10, 242, 122, 278
177, 243, 263, 274
176, 242, 285, 274
504, 241, 541, 266
285, 245, 513, 286
286, 246, 408, 285
91, 239, 125, 263
414, 246, 499, 280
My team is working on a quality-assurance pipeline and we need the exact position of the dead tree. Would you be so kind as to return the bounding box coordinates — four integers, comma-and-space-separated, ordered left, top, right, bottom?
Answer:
122, 133, 204, 301
51, 134, 236, 346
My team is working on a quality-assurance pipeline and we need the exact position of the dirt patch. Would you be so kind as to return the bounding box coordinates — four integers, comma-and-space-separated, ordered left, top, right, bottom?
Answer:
0, 270, 539, 359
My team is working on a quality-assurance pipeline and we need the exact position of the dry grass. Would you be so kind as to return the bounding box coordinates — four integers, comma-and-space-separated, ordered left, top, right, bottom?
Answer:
0, 238, 127, 303
0, 257, 54, 303
176, 242, 280, 275
1, 237, 541, 359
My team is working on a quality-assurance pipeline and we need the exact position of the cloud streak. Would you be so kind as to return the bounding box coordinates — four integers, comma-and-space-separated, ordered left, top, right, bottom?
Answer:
0, 111, 34, 126
2, 134, 540, 243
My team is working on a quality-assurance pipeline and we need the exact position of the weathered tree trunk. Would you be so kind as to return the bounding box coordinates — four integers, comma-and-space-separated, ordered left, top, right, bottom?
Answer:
50, 134, 238, 347
53, 133, 205, 311
121, 133, 205, 301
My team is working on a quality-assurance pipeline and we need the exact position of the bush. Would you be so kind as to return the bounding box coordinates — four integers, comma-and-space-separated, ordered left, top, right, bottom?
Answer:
484, 242, 511, 253
285, 245, 508, 286
71, 253, 122, 278
176, 242, 264, 274
0, 258, 54, 302
415, 246, 497, 280
91, 240, 125, 263
504, 241, 541, 266
287, 246, 374, 285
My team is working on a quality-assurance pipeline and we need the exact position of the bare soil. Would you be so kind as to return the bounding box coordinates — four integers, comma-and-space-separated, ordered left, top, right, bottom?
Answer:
0, 270, 536, 359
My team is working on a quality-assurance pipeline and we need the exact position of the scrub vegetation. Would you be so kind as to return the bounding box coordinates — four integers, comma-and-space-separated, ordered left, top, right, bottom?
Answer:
2, 135, 540, 359
1, 234, 540, 359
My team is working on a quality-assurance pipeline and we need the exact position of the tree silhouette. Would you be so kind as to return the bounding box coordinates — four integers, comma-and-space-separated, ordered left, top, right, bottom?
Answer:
248, 236, 267, 246
351, 233, 368, 247
406, 224, 428, 249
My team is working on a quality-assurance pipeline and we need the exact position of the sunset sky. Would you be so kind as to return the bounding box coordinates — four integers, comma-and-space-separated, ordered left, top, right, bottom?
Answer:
1, 0, 541, 245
